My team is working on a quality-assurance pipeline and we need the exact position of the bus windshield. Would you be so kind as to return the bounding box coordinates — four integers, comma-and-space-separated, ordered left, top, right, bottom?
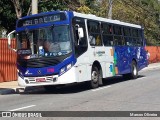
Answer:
17, 25, 72, 59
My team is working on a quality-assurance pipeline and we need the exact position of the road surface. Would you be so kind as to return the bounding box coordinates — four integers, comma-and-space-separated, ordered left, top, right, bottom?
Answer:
0, 67, 160, 120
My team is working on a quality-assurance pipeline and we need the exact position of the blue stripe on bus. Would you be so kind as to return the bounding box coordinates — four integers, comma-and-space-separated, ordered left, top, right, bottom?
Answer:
17, 54, 76, 77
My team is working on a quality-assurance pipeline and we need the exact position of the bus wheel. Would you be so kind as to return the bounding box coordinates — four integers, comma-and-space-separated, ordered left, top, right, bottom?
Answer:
123, 61, 138, 80
130, 61, 138, 79
90, 66, 100, 89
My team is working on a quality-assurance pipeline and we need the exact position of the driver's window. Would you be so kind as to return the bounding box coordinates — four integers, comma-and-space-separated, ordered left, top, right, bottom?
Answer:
72, 17, 88, 57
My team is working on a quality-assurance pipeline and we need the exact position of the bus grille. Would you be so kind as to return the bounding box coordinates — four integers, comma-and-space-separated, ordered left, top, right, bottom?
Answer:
17, 58, 60, 68
17, 54, 71, 68
25, 76, 57, 83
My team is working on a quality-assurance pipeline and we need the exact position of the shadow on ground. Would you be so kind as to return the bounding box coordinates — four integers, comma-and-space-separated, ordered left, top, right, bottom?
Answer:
21, 75, 146, 95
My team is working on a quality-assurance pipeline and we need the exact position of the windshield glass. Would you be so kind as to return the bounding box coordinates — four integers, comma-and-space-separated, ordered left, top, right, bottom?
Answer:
17, 25, 72, 59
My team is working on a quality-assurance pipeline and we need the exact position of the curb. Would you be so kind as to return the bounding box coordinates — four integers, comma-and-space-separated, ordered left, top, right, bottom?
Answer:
0, 86, 44, 95
142, 64, 160, 71
0, 88, 16, 95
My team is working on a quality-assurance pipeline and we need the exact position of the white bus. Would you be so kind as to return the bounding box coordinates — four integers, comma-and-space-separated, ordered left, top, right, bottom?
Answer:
8, 11, 148, 90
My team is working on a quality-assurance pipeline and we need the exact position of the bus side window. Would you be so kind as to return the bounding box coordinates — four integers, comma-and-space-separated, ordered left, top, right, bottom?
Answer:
101, 23, 113, 46
113, 25, 123, 46
87, 20, 102, 46
131, 28, 141, 46
123, 27, 132, 46
124, 37, 132, 46
72, 17, 88, 57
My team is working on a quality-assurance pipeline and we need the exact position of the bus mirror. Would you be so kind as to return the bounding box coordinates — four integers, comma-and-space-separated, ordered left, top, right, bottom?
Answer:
78, 27, 84, 39
7, 30, 17, 52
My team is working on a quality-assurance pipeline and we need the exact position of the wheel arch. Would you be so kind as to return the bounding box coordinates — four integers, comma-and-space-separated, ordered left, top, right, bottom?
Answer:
132, 58, 137, 64
92, 61, 103, 76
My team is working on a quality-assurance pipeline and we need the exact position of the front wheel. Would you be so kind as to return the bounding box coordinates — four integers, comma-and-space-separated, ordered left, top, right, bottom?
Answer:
89, 66, 101, 89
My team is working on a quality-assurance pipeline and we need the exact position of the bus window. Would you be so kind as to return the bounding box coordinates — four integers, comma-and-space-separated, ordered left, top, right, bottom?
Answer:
132, 38, 137, 46
101, 23, 112, 35
123, 27, 132, 46
113, 25, 123, 46
132, 29, 139, 37
137, 38, 142, 46
123, 27, 131, 37
114, 36, 123, 46
132, 28, 141, 46
87, 20, 102, 46
103, 35, 113, 46
113, 25, 122, 35
124, 37, 132, 46
72, 17, 88, 57
101, 23, 114, 46
137, 30, 143, 46
18, 32, 30, 49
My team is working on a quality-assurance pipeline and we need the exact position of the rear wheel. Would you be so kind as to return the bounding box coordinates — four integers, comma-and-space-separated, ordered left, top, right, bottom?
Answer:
130, 61, 138, 79
123, 61, 138, 80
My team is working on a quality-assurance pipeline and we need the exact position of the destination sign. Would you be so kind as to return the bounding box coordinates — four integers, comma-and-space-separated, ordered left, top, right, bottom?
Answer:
18, 13, 66, 27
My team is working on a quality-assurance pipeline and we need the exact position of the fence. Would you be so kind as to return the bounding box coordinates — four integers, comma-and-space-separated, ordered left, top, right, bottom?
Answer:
145, 46, 160, 63
0, 38, 17, 82
0, 38, 160, 82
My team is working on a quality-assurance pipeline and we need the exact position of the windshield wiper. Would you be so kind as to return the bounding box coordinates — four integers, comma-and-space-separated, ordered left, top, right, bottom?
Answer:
25, 27, 35, 54
25, 27, 31, 43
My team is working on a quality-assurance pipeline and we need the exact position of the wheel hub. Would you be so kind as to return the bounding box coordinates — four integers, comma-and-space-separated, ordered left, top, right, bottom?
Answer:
92, 71, 98, 83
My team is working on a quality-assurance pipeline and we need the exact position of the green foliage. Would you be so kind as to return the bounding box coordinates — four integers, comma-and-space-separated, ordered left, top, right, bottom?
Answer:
77, 5, 91, 14
112, 0, 160, 45
39, 0, 68, 12
0, 0, 30, 32
0, 0, 16, 32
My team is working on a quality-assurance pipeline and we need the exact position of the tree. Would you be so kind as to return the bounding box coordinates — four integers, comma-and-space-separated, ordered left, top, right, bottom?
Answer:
11, 0, 23, 19
0, 0, 16, 32
0, 0, 30, 32
112, 0, 160, 45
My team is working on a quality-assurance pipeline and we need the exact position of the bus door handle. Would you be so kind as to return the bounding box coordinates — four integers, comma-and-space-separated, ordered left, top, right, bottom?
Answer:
91, 46, 95, 48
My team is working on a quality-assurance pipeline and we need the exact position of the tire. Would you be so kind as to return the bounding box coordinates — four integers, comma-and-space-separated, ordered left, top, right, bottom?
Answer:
89, 66, 100, 89
130, 61, 138, 79
123, 61, 138, 80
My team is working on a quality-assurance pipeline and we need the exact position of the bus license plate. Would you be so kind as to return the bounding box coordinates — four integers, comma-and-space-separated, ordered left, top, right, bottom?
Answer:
36, 78, 46, 82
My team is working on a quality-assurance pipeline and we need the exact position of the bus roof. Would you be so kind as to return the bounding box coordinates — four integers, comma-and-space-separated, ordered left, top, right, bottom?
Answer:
73, 12, 142, 29
17, 11, 142, 29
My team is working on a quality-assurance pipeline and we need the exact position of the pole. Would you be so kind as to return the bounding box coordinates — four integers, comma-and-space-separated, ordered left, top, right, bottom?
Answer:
158, 0, 160, 23
31, 0, 38, 54
32, 0, 38, 15
108, 0, 113, 19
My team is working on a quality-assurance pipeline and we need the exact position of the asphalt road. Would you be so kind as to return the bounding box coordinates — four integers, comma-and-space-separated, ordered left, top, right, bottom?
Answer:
0, 68, 160, 120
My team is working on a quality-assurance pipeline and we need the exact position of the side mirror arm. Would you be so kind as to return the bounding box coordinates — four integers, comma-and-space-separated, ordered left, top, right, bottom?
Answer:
7, 30, 17, 52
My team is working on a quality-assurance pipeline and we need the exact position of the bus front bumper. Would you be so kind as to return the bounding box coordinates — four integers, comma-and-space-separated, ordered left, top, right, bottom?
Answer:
18, 67, 77, 87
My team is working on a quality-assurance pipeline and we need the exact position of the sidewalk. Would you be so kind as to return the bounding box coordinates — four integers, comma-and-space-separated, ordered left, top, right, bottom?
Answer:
0, 62, 160, 95
0, 81, 44, 95
0, 81, 19, 94
142, 62, 160, 71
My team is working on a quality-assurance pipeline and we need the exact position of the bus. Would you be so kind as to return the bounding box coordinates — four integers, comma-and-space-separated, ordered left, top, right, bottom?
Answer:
8, 11, 148, 90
